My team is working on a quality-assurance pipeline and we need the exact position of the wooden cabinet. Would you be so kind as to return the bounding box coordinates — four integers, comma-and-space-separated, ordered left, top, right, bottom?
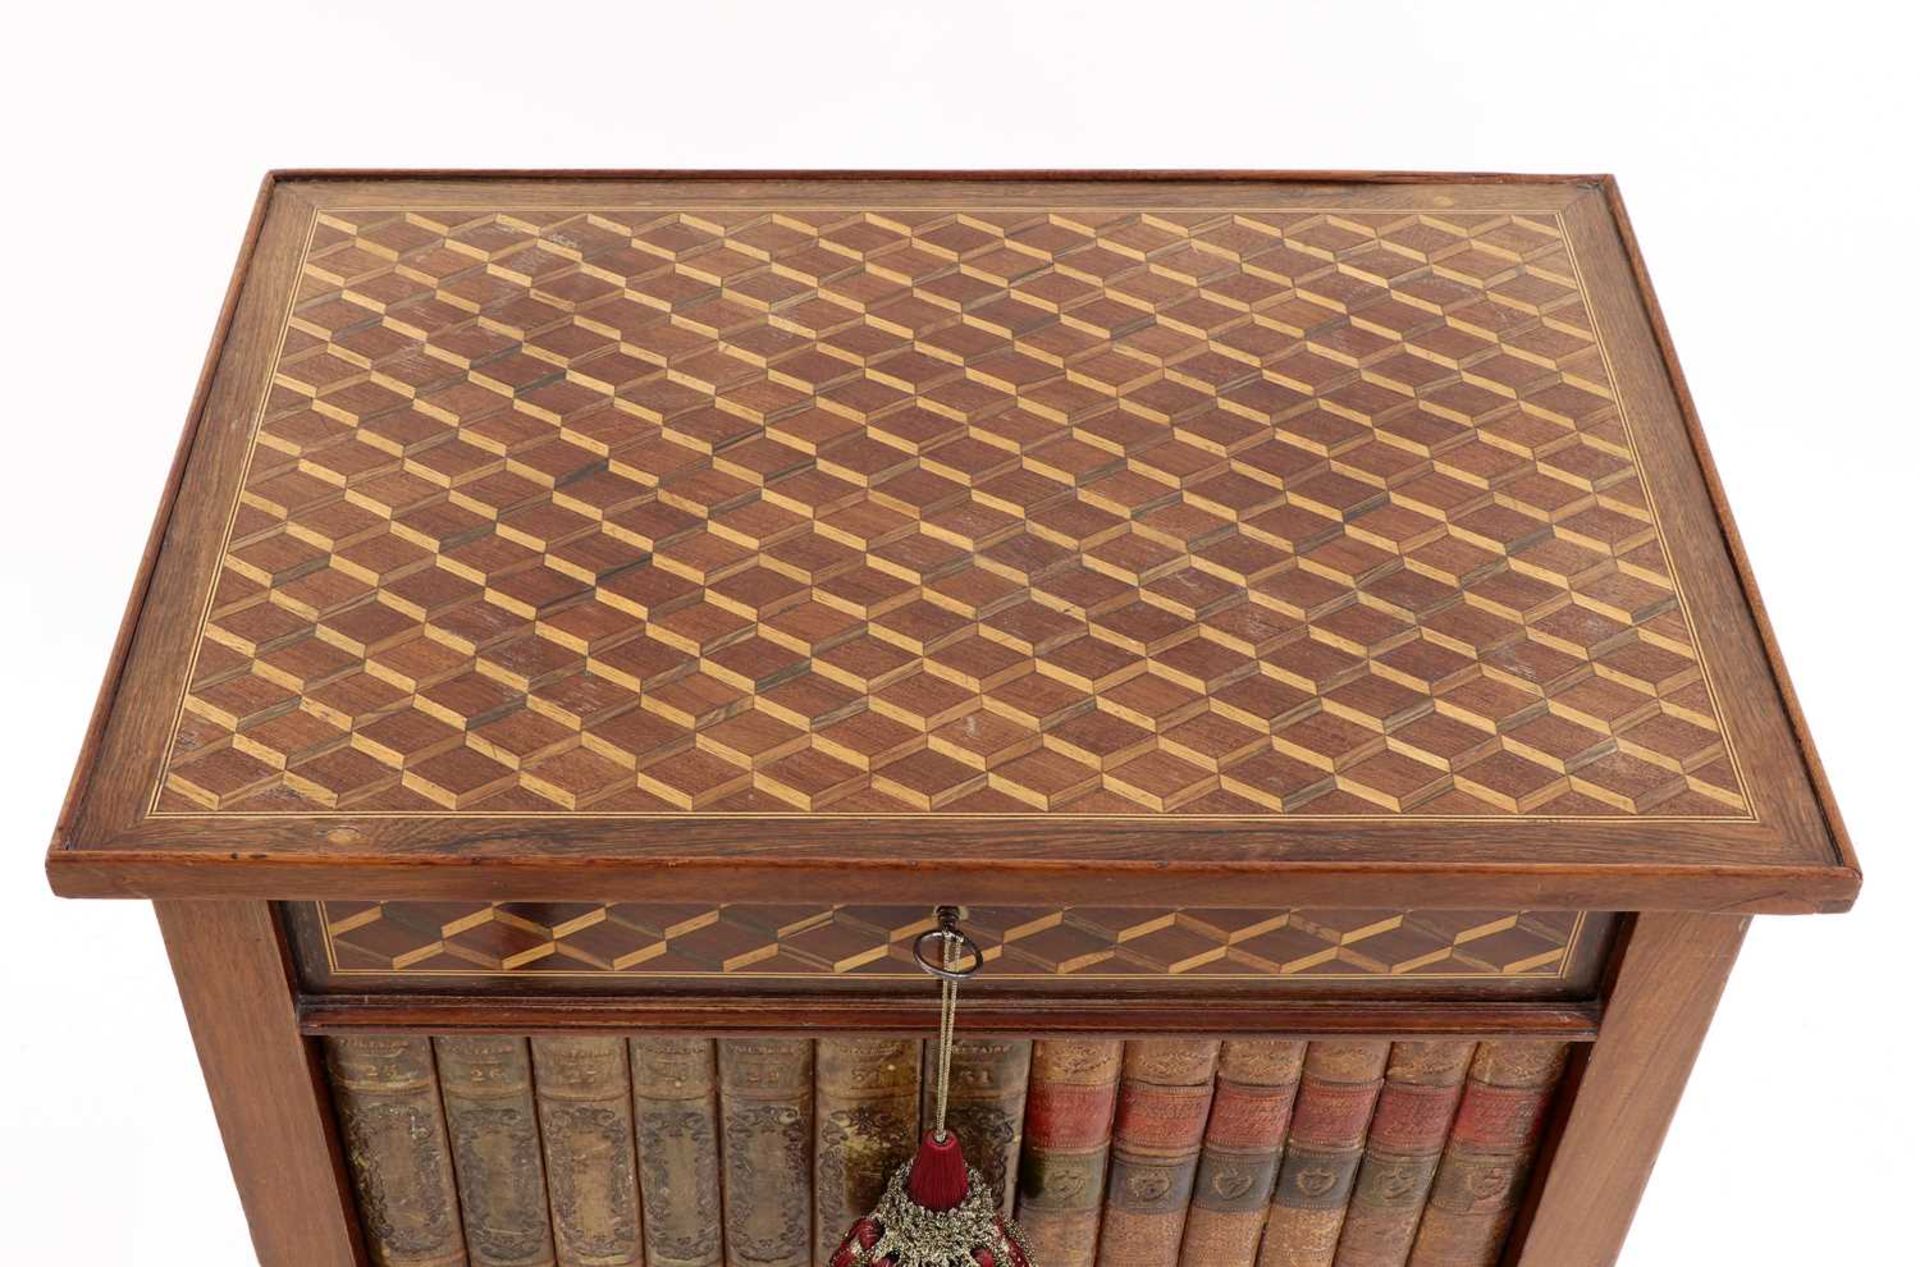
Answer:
50, 172, 1856, 1266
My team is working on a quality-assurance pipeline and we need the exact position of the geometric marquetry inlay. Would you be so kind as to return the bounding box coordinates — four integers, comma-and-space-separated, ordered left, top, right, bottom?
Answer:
157, 203, 1747, 819
311, 900, 1590, 982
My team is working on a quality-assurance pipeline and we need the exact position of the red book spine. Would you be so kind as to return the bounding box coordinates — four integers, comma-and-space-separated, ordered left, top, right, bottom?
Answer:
1017, 1040, 1125, 1267
1097, 1040, 1221, 1267
1178, 1040, 1306, 1267
1407, 1042, 1570, 1267
1257, 1041, 1391, 1267
1333, 1040, 1475, 1267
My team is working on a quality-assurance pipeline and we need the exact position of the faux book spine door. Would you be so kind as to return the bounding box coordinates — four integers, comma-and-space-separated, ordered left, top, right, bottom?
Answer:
322, 1034, 1571, 1267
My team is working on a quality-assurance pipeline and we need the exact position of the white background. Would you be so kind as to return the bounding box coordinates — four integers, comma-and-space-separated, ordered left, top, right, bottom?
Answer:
1, 2, 1912, 1262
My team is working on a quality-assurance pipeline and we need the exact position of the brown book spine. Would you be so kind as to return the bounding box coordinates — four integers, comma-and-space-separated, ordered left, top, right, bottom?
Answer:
1178, 1040, 1308, 1267
1332, 1041, 1475, 1267
436, 1037, 557, 1267
718, 1038, 813, 1267
1017, 1039, 1125, 1267
531, 1037, 645, 1267
814, 1038, 922, 1264
630, 1038, 723, 1267
1408, 1042, 1569, 1267
1257, 1041, 1391, 1267
1098, 1039, 1222, 1267
924, 1037, 1033, 1217
325, 1036, 466, 1267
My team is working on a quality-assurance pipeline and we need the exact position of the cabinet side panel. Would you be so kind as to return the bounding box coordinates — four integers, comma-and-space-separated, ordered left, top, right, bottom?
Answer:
156, 899, 365, 1267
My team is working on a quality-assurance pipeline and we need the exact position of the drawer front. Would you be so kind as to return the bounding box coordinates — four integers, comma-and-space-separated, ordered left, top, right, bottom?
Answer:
284, 899, 1617, 1001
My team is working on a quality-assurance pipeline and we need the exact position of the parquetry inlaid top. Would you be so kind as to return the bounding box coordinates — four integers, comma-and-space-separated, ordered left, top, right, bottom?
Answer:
48, 175, 1855, 907
163, 197, 1739, 819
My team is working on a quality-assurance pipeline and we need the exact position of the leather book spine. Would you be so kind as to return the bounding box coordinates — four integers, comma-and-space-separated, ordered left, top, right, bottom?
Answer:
1098, 1039, 1222, 1267
630, 1038, 723, 1267
814, 1038, 922, 1265
531, 1037, 645, 1267
435, 1037, 556, 1267
1017, 1039, 1125, 1267
1332, 1041, 1475, 1267
1257, 1041, 1391, 1267
923, 1038, 1034, 1217
324, 1036, 466, 1267
1178, 1040, 1308, 1267
718, 1038, 814, 1267
1408, 1042, 1569, 1267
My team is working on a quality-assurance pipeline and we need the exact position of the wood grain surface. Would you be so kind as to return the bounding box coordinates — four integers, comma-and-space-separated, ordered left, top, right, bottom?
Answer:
46, 173, 1855, 914
156, 900, 366, 1266
1510, 911, 1748, 1266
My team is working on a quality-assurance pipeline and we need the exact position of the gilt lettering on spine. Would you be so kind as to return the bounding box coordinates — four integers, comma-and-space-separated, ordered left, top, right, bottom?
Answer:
1179, 1040, 1307, 1267
532, 1037, 645, 1267
815, 1038, 923, 1266
326, 1036, 466, 1267
719, 1038, 814, 1267
631, 1038, 724, 1267
1408, 1042, 1569, 1267
1098, 1040, 1221, 1267
1018, 1039, 1125, 1267
1334, 1041, 1475, 1267
436, 1037, 556, 1267
926, 1038, 1034, 1218
1257, 1042, 1391, 1267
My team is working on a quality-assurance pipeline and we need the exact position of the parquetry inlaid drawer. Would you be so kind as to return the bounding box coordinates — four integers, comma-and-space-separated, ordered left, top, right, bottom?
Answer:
283, 899, 1618, 1000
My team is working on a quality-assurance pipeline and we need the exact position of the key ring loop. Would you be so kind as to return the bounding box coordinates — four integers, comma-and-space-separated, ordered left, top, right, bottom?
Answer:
912, 909, 982, 981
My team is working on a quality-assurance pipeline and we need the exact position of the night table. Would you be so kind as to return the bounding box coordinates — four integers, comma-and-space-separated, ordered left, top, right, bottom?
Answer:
48, 172, 1856, 1267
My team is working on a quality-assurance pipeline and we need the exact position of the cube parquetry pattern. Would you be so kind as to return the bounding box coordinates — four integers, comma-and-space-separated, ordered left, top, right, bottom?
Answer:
158, 202, 1747, 818
314, 899, 1585, 981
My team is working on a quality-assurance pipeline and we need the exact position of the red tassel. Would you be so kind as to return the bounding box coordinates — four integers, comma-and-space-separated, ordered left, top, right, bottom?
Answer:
906, 1129, 969, 1211
830, 1131, 1032, 1264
